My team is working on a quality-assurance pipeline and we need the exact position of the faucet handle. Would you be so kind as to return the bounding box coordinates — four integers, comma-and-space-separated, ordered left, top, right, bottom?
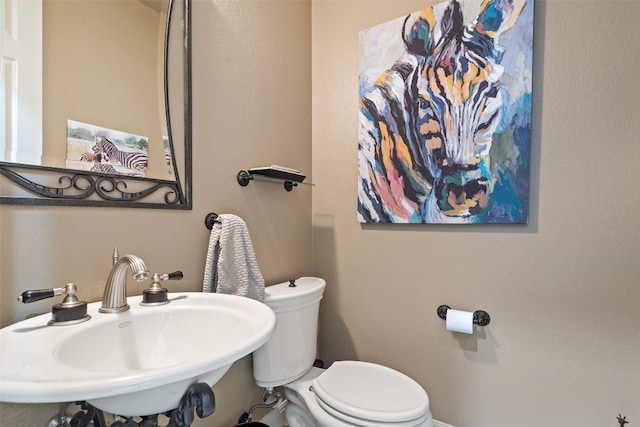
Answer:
163, 271, 184, 281
18, 284, 90, 326
140, 271, 183, 306
18, 283, 83, 305
18, 287, 65, 304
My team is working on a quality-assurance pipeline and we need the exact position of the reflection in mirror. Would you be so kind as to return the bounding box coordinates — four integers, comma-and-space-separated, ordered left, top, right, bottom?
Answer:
0, 0, 192, 209
44, 0, 170, 180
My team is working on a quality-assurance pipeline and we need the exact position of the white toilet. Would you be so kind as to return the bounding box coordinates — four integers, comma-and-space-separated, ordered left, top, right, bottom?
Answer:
252, 277, 433, 427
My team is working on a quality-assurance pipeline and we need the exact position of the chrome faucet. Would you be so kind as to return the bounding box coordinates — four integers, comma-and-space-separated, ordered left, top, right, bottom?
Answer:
100, 248, 149, 313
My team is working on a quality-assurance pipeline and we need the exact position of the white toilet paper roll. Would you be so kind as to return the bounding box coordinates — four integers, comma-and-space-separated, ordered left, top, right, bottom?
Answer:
446, 309, 474, 334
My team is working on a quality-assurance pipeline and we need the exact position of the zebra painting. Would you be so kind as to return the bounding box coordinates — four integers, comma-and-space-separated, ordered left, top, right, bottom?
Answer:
358, 0, 533, 224
92, 136, 148, 174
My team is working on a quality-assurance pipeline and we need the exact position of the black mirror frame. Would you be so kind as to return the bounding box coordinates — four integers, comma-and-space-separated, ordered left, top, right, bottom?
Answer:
0, 0, 192, 210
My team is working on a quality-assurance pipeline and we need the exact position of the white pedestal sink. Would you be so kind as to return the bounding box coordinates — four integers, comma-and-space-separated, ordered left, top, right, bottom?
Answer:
0, 292, 275, 416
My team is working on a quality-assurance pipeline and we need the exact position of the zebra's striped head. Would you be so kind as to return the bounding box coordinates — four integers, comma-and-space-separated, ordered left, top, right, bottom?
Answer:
405, 0, 525, 221
92, 136, 111, 154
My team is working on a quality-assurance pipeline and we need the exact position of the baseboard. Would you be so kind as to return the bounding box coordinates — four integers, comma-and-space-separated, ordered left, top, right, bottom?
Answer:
257, 407, 455, 427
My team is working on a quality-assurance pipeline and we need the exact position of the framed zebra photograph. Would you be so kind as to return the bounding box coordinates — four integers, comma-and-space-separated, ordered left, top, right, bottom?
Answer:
358, 0, 533, 224
66, 120, 149, 177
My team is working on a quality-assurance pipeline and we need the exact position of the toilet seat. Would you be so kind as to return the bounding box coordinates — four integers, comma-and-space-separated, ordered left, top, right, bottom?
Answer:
311, 361, 429, 426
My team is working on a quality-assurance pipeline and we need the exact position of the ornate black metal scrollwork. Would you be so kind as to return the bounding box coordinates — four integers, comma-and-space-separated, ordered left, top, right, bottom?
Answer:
166, 383, 215, 427
69, 401, 107, 427
93, 176, 180, 204
62, 383, 215, 427
1, 163, 183, 208
0, 166, 95, 199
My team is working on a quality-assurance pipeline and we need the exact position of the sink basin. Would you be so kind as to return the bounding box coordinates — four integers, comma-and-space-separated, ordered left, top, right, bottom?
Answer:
0, 292, 275, 416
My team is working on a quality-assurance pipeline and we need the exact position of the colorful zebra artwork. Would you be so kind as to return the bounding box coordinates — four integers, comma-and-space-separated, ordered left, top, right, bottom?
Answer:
358, 0, 533, 223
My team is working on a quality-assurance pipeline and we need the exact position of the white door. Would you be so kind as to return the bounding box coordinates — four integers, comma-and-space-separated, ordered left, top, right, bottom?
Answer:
1, 0, 42, 164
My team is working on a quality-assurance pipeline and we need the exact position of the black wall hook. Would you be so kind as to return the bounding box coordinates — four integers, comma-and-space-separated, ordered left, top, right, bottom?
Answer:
204, 213, 221, 230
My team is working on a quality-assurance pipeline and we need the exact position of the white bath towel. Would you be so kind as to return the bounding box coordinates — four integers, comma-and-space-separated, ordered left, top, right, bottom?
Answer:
202, 214, 265, 301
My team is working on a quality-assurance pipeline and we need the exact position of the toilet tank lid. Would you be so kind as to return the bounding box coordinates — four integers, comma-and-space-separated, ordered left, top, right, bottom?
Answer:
263, 277, 326, 311
311, 361, 429, 423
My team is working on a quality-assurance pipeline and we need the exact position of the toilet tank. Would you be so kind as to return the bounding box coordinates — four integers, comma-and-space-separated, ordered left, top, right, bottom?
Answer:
253, 277, 326, 388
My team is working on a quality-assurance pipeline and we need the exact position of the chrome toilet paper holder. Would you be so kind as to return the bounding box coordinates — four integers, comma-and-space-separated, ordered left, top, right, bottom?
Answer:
437, 305, 491, 327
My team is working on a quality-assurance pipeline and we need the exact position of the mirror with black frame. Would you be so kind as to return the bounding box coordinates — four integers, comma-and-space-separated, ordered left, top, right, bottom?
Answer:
0, 0, 192, 209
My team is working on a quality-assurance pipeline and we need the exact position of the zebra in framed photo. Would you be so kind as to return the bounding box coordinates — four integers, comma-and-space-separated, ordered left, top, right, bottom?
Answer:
92, 136, 148, 173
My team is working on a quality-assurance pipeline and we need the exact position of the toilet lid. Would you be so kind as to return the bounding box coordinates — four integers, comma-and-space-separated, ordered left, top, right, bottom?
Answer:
311, 361, 429, 424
